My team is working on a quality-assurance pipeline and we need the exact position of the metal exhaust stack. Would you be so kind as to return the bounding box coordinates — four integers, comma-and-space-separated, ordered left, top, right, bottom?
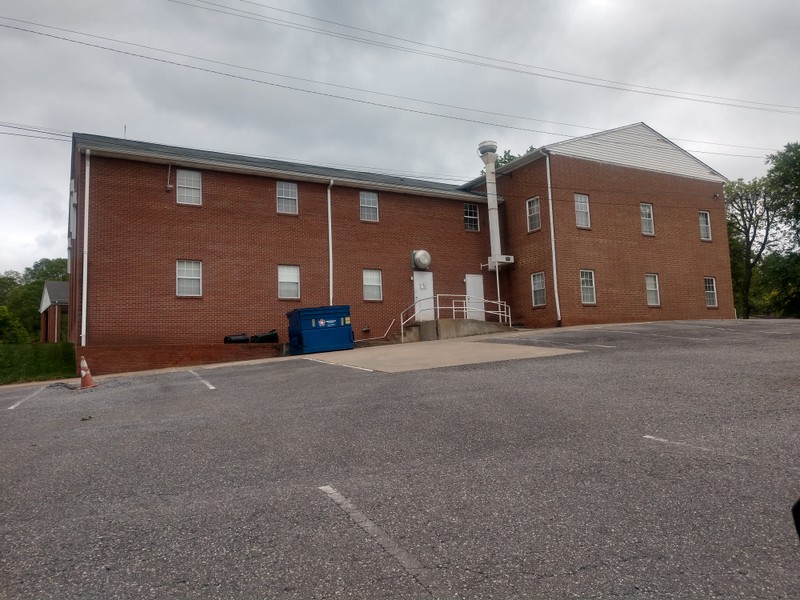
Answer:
478, 140, 502, 269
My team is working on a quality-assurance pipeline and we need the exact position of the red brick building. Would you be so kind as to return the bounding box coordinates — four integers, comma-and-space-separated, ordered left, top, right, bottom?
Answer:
467, 123, 736, 328
67, 123, 734, 373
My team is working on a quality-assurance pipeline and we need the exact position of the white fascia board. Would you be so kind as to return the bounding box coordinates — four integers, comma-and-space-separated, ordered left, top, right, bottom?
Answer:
39, 287, 51, 314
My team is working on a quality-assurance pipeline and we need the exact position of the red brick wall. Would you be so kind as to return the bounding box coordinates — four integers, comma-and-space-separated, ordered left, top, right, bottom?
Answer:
70, 153, 491, 357
497, 154, 735, 327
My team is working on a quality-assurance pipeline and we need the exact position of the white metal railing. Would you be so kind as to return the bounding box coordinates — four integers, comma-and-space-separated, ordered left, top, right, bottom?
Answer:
400, 294, 511, 342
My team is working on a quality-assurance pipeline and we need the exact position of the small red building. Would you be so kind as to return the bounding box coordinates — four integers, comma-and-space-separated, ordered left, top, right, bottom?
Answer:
67, 123, 734, 374
39, 280, 68, 343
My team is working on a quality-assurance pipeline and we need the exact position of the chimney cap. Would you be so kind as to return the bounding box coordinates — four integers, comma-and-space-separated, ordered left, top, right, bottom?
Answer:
478, 140, 498, 156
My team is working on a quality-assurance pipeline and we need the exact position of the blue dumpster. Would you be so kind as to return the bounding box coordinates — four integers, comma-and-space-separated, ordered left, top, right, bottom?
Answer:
287, 305, 354, 355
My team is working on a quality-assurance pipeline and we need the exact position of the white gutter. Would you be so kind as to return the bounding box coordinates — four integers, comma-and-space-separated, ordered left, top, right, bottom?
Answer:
545, 152, 562, 325
81, 149, 91, 346
327, 179, 334, 306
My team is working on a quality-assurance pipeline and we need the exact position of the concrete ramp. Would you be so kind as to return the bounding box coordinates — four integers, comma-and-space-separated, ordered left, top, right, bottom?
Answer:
412, 318, 513, 342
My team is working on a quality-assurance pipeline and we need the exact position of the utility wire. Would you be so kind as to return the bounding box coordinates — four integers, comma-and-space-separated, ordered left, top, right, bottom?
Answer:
172, 0, 800, 116
230, 0, 799, 112
0, 131, 71, 141
0, 18, 779, 158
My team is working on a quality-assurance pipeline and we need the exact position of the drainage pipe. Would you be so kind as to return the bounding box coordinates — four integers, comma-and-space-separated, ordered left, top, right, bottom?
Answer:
81, 149, 91, 346
545, 152, 562, 325
327, 179, 334, 306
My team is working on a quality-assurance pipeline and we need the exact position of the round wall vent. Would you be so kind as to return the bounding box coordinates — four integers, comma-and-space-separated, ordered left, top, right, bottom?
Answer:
412, 250, 431, 270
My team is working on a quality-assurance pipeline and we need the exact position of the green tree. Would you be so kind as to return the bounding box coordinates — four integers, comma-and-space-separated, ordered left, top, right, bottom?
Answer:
22, 258, 68, 284
766, 142, 800, 239
0, 305, 29, 344
3, 258, 68, 339
725, 178, 780, 319
0, 270, 22, 305
726, 219, 746, 315
753, 252, 800, 317
480, 145, 536, 174
6, 283, 44, 338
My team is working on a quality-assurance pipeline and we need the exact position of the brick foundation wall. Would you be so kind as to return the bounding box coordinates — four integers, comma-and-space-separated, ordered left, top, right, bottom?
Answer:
77, 343, 281, 376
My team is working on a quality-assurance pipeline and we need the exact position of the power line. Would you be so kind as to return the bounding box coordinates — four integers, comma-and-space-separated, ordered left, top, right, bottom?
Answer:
172, 0, 800, 116
0, 19, 779, 159
0, 131, 71, 142
0, 16, 600, 135
231, 0, 800, 113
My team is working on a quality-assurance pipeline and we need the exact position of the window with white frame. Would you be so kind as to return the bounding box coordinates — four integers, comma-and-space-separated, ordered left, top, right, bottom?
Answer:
176, 260, 202, 296
176, 169, 202, 205
360, 191, 379, 222
464, 203, 479, 231
527, 197, 541, 232
646, 273, 660, 306
531, 272, 546, 307
277, 181, 298, 214
363, 269, 383, 301
699, 211, 712, 240
641, 203, 655, 235
575, 193, 590, 228
580, 269, 596, 304
704, 277, 718, 307
278, 265, 300, 299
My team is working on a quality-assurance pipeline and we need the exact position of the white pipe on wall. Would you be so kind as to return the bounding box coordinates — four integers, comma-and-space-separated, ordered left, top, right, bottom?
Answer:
81, 149, 91, 346
479, 145, 502, 262
327, 179, 334, 306
545, 152, 562, 325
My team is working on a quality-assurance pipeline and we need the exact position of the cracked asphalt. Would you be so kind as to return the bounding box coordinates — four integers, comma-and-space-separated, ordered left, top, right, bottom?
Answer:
1, 319, 798, 598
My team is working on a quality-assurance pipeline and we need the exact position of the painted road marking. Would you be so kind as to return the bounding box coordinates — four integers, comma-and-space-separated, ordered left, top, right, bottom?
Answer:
188, 370, 215, 390
643, 435, 748, 460
319, 485, 443, 596
591, 328, 711, 341
303, 357, 374, 372
590, 344, 617, 348
7, 386, 46, 410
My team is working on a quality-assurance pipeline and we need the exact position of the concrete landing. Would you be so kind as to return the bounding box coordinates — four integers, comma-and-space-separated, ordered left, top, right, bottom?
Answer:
302, 333, 580, 373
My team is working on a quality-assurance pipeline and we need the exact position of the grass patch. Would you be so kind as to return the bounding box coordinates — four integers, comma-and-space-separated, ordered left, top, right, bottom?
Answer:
0, 342, 76, 385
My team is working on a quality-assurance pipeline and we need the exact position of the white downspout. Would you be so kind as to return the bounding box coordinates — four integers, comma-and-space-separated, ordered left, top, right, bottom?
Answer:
545, 152, 562, 325
327, 179, 334, 306
81, 149, 91, 346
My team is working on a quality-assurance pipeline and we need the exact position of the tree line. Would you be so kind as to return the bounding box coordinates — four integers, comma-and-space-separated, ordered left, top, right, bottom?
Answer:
0, 258, 68, 343
726, 143, 800, 318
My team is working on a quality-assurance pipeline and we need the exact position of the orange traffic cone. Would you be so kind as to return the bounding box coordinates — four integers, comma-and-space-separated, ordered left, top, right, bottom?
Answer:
79, 356, 96, 389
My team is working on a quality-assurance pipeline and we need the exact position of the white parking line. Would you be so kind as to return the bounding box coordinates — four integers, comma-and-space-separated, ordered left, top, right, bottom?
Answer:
188, 370, 215, 390
7, 386, 46, 410
643, 435, 748, 460
319, 485, 443, 596
303, 357, 374, 372
592, 329, 710, 341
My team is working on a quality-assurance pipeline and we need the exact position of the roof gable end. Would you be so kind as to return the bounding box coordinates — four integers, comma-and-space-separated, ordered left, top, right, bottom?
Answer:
542, 122, 727, 183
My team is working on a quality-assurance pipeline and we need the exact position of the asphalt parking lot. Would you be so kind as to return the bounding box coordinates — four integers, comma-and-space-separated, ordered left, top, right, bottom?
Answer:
1, 319, 798, 599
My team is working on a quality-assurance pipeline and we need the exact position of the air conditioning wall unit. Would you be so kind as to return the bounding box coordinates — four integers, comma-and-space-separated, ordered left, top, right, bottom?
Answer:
489, 255, 515, 265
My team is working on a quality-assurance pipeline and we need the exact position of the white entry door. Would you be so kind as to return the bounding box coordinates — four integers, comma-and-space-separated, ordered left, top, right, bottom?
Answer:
413, 271, 435, 321
465, 274, 485, 321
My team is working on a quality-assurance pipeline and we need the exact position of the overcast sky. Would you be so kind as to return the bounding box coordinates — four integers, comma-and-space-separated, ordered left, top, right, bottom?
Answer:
1, 0, 798, 273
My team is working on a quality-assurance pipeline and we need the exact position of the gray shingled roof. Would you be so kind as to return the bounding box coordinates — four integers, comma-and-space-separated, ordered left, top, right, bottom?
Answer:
43, 280, 69, 303
73, 133, 482, 201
